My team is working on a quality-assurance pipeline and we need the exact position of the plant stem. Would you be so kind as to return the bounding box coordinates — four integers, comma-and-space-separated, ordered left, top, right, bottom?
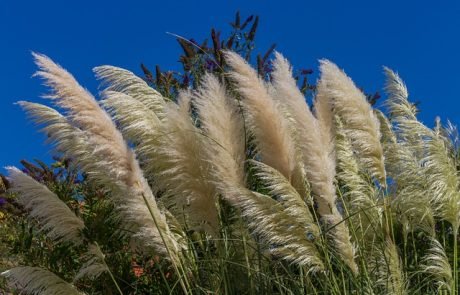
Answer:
453, 227, 458, 295
141, 193, 191, 295
94, 242, 124, 295
242, 232, 255, 293
106, 265, 124, 295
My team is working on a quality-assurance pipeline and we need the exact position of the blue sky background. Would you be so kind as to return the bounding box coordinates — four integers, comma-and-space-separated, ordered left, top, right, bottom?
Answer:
1, 0, 460, 170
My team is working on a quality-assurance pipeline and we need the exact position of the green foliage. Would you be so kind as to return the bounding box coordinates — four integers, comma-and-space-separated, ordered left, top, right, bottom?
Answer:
0, 159, 182, 294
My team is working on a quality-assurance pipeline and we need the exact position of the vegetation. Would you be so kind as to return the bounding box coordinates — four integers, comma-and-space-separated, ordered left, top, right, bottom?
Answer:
1, 12, 459, 295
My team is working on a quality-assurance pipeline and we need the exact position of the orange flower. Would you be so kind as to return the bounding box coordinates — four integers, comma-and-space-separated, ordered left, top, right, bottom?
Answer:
131, 261, 144, 278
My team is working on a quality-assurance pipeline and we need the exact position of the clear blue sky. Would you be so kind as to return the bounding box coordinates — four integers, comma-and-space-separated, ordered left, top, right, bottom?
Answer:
1, 0, 460, 170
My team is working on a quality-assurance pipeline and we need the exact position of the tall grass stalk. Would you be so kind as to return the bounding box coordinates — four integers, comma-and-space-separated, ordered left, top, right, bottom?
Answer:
453, 227, 458, 295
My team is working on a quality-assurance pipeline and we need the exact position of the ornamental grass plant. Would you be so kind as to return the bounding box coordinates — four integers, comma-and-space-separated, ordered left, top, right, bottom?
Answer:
0, 12, 459, 295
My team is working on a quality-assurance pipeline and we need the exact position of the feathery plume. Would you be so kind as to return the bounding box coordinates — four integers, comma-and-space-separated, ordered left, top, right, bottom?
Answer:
313, 80, 337, 212
311, 62, 359, 273
419, 238, 453, 293
270, 52, 315, 134
19, 100, 180, 250
383, 65, 457, 295
192, 72, 322, 270
74, 244, 109, 282
229, 187, 324, 271
250, 160, 318, 237
335, 117, 381, 241
101, 90, 161, 143
376, 110, 434, 234
323, 212, 358, 274
373, 239, 407, 295
383, 67, 426, 152
1, 267, 83, 295
424, 123, 460, 231
28, 54, 182, 260
313, 80, 335, 144
271, 52, 336, 215
319, 60, 386, 185
152, 91, 219, 232
101, 91, 161, 181
103, 84, 220, 233
6, 166, 85, 245
193, 74, 246, 190
224, 50, 296, 180
384, 67, 460, 230
94, 65, 166, 119
17, 101, 103, 183
383, 67, 429, 172
32, 52, 127, 158
383, 67, 414, 119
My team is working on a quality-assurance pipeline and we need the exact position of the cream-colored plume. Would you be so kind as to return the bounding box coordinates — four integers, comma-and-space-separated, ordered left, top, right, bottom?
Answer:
193, 74, 246, 190
101, 90, 161, 142
103, 80, 220, 233
101, 90, 161, 181
335, 117, 381, 241
191, 71, 322, 270
17, 101, 91, 159
383, 69, 457, 232
224, 50, 296, 180
74, 244, 109, 282
271, 52, 336, 215
27, 54, 181, 260
6, 166, 85, 245
419, 238, 453, 293
373, 239, 407, 295
376, 110, 434, 235
304, 61, 358, 273
94, 65, 166, 119
229, 186, 324, 271
424, 124, 460, 231
1, 267, 84, 295
318, 60, 386, 186
383, 67, 426, 156
323, 212, 358, 274
151, 91, 219, 232
32, 52, 128, 163
250, 160, 318, 237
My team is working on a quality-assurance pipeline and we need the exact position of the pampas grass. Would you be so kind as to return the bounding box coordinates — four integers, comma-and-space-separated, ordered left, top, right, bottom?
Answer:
250, 160, 315, 228
383, 67, 426, 157
376, 110, 435, 235
224, 51, 297, 180
74, 244, 109, 282
194, 74, 246, 190
272, 52, 336, 216
94, 65, 166, 119
6, 166, 85, 245
3, 51, 460, 295
100, 90, 162, 186
2, 267, 83, 295
225, 186, 324, 270
152, 91, 219, 233
419, 238, 453, 293
335, 117, 381, 244
374, 239, 407, 295
32, 54, 182, 261
318, 60, 386, 186
384, 68, 460, 232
